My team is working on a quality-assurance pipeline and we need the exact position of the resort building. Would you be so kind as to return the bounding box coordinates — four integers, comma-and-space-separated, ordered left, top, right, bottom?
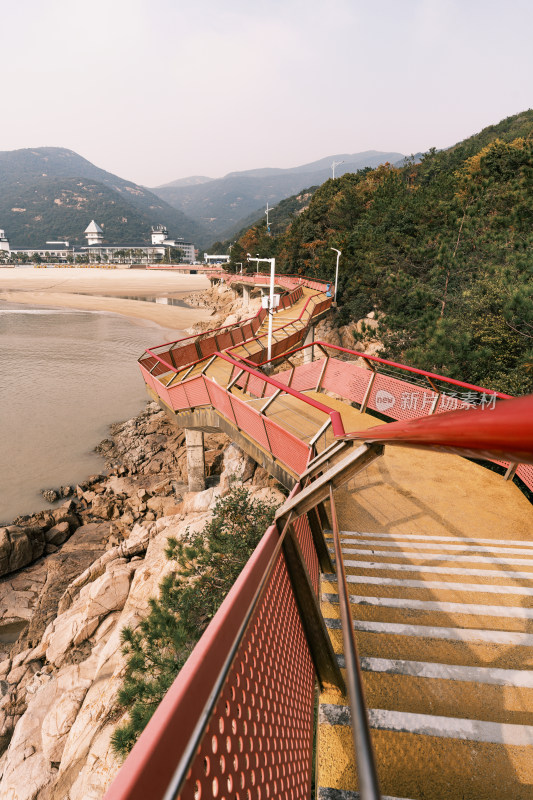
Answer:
0, 224, 197, 264
204, 254, 230, 265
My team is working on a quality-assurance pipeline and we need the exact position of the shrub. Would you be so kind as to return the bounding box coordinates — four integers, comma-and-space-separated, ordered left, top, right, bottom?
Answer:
111, 487, 277, 757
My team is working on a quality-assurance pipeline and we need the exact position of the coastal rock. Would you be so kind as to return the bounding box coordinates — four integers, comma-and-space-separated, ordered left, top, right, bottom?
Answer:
43, 561, 135, 667
0, 527, 45, 578
41, 489, 59, 504
44, 522, 70, 547
41, 687, 88, 762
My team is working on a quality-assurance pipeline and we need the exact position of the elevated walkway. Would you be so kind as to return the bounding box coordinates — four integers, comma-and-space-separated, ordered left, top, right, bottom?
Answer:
318, 437, 533, 800
108, 269, 533, 800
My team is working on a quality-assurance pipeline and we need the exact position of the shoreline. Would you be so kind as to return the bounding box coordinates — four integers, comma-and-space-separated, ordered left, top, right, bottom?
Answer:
0, 267, 213, 330
0, 274, 251, 527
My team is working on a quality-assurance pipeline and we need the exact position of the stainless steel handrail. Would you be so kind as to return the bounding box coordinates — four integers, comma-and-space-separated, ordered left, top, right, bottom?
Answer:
161, 512, 295, 800
329, 484, 381, 800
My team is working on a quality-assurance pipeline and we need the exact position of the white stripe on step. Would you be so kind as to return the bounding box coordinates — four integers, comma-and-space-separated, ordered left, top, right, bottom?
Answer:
357, 656, 533, 687
339, 548, 533, 566
332, 574, 533, 596
369, 709, 533, 745
339, 540, 533, 556
342, 561, 533, 580
325, 617, 533, 645
333, 531, 533, 548
319, 703, 533, 745
322, 592, 533, 619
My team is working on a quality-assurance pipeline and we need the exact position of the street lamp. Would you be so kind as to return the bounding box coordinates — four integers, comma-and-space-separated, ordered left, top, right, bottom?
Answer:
331, 160, 344, 179
330, 247, 341, 305
247, 254, 277, 361
265, 201, 275, 234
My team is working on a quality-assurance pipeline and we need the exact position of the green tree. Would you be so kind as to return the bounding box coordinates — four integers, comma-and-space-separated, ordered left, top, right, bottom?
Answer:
111, 487, 278, 757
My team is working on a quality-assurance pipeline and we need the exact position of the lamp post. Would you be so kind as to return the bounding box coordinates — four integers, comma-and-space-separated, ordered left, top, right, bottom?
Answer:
247, 254, 276, 362
265, 201, 275, 234
331, 160, 344, 179
330, 247, 341, 305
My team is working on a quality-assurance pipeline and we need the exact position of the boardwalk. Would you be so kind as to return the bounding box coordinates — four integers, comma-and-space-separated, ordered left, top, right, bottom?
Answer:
116, 270, 533, 800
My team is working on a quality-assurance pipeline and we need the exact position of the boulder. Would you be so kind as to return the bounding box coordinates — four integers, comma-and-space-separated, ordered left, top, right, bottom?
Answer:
44, 561, 134, 666
44, 522, 70, 547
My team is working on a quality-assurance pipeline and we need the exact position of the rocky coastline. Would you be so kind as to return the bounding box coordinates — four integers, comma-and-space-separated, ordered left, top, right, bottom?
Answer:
0, 279, 379, 798
0, 281, 282, 799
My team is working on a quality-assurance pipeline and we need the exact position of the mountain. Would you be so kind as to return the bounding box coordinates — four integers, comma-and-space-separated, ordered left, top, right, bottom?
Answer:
0, 148, 207, 248
225, 110, 533, 396
157, 175, 213, 189
150, 150, 405, 242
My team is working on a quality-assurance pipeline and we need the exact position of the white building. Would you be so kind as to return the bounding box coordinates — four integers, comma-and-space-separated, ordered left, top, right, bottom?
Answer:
84, 220, 104, 246
0, 222, 196, 264
204, 254, 230, 265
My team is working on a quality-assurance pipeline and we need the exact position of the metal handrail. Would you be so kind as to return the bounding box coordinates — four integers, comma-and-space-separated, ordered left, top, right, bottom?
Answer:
344, 392, 533, 465
161, 510, 295, 800
328, 485, 381, 800
236, 340, 512, 400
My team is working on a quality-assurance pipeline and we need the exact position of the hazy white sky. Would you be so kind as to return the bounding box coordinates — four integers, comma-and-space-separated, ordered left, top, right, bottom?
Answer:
1, 0, 531, 186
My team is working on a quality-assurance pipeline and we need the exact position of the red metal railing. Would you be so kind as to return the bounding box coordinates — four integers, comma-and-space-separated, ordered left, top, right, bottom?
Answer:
236, 341, 533, 490
106, 393, 533, 800
143, 285, 304, 375
105, 488, 320, 800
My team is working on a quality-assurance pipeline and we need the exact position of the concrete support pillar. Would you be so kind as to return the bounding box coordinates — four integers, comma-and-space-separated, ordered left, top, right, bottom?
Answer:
303, 325, 315, 363
185, 429, 206, 492
243, 284, 251, 307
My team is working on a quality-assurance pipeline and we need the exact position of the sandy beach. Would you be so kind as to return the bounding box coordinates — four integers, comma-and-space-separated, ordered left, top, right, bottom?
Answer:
0, 267, 213, 329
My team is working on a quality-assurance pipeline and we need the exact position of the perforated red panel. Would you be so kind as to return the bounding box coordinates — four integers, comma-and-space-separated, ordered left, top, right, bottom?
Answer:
206, 381, 238, 425
517, 464, 533, 491
264, 419, 311, 475
368, 373, 436, 420
290, 361, 323, 393
216, 332, 234, 351
292, 514, 319, 596
242, 323, 254, 341
139, 364, 157, 394
168, 383, 193, 411
178, 552, 315, 800
200, 337, 218, 358
232, 402, 271, 452
183, 377, 211, 408
321, 359, 369, 405
173, 342, 199, 369
247, 374, 267, 399
232, 328, 244, 344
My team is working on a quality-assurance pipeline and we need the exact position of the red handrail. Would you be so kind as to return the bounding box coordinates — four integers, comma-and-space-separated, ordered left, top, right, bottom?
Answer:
345, 393, 533, 465
215, 351, 346, 436
235, 340, 512, 400
225, 291, 329, 361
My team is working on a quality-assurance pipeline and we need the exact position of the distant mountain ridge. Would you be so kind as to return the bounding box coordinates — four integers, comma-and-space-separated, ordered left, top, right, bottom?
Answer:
157, 175, 214, 189
150, 150, 406, 242
0, 147, 206, 248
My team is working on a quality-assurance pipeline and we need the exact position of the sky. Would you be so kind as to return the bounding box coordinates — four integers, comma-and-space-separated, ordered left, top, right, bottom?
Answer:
1, 0, 531, 187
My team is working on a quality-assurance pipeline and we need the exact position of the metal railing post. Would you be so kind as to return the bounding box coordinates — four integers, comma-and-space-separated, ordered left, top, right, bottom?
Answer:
504, 462, 518, 481
360, 368, 377, 414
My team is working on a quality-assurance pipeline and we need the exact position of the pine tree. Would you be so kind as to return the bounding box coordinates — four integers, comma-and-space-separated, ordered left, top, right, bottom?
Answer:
111, 487, 278, 758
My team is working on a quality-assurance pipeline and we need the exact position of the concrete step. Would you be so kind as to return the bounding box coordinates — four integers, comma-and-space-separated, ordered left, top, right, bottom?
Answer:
318, 708, 533, 799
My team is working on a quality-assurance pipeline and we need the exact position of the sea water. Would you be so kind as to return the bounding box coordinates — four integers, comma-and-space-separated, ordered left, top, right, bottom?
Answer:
0, 302, 182, 523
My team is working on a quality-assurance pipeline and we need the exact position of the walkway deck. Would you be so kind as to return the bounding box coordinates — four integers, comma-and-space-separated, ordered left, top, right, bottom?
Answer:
137, 271, 533, 799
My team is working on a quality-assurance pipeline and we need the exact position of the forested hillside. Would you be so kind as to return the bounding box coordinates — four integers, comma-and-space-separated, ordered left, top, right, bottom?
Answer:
0, 148, 205, 247
228, 111, 533, 395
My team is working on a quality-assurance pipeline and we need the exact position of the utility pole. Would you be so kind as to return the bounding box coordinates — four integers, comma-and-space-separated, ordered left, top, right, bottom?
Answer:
265, 202, 274, 234
247, 254, 277, 361
330, 247, 342, 305
331, 160, 344, 179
